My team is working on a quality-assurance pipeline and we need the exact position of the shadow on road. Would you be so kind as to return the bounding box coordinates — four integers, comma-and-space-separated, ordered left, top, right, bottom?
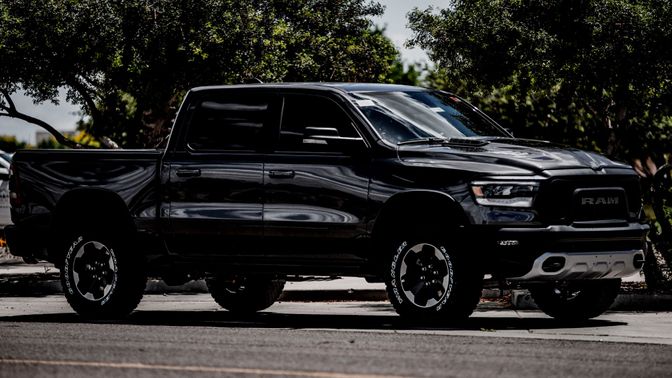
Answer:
0, 308, 626, 331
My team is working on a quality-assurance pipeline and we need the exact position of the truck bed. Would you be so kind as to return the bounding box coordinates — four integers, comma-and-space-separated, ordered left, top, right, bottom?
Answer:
9, 148, 162, 227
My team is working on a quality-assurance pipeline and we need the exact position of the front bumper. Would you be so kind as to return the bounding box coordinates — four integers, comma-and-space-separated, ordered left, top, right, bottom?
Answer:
508, 249, 644, 281
479, 222, 649, 279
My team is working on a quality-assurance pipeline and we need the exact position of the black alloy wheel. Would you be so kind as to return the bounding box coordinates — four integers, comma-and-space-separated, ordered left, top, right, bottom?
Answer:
69, 240, 118, 303
61, 233, 146, 319
206, 274, 285, 314
385, 234, 482, 322
397, 242, 453, 308
529, 279, 621, 321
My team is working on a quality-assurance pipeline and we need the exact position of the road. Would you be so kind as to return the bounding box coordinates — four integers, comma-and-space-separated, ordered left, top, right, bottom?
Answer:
0, 295, 671, 377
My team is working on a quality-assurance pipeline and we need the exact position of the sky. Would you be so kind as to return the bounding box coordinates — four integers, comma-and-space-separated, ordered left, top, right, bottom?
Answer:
0, 0, 447, 145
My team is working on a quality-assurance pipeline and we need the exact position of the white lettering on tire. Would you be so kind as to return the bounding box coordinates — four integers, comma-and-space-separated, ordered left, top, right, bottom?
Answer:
435, 246, 453, 312
63, 236, 83, 296
390, 241, 407, 304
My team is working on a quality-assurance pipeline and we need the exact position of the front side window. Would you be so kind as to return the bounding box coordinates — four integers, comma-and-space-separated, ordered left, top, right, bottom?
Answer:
277, 94, 359, 152
352, 90, 508, 144
186, 95, 276, 151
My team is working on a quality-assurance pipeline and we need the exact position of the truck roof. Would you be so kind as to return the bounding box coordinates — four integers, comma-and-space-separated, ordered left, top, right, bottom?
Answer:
189, 82, 427, 94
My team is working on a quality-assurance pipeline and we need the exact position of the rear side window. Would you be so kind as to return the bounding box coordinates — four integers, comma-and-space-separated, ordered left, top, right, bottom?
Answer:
186, 95, 277, 151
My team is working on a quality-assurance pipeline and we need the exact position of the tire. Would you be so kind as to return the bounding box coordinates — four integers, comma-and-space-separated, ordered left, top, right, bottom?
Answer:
529, 279, 621, 321
206, 275, 285, 314
61, 233, 146, 319
385, 233, 482, 322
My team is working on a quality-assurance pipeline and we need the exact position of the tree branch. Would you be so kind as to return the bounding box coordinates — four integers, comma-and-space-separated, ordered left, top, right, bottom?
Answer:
585, 101, 598, 116
79, 74, 102, 89
0, 89, 17, 112
66, 76, 103, 124
0, 99, 80, 149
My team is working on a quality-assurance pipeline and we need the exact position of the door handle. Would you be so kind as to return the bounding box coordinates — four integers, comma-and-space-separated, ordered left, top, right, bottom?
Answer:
176, 168, 201, 178
268, 170, 295, 179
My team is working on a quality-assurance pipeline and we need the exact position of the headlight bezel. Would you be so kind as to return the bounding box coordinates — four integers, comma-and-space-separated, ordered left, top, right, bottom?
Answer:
470, 181, 540, 208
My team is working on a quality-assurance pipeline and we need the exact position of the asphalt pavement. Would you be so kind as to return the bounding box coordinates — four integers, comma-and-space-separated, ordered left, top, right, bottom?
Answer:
2, 261, 672, 377
0, 295, 671, 377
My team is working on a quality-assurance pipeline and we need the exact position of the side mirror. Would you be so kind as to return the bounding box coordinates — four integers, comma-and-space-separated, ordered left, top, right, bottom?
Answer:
304, 127, 340, 138
303, 126, 366, 153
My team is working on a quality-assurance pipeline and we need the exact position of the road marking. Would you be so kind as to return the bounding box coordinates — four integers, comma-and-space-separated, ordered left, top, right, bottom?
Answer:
0, 358, 404, 378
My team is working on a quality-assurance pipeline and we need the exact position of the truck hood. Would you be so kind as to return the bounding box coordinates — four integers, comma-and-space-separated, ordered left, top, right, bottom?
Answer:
397, 138, 632, 174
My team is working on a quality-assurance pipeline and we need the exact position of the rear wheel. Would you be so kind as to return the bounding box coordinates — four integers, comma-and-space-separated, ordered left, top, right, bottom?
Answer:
206, 275, 285, 314
61, 233, 146, 319
529, 279, 621, 321
385, 233, 482, 322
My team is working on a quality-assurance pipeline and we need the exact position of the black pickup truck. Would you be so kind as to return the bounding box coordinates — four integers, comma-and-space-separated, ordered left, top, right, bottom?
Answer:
5, 83, 648, 321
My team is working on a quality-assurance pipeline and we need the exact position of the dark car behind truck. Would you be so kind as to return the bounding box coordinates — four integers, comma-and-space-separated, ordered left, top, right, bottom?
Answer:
5, 83, 648, 321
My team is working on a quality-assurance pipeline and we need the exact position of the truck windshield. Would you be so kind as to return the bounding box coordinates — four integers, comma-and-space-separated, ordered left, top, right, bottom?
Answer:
352, 90, 508, 144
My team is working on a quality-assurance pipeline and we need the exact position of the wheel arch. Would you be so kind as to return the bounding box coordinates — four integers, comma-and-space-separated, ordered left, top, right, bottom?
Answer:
49, 188, 136, 265
371, 190, 468, 243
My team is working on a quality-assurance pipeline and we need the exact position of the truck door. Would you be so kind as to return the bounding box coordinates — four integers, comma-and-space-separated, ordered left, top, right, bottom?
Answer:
165, 91, 279, 258
263, 93, 371, 265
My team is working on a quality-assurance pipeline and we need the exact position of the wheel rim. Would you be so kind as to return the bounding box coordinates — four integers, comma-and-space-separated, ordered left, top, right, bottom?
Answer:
550, 284, 582, 302
224, 278, 247, 294
399, 243, 452, 308
72, 241, 118, 302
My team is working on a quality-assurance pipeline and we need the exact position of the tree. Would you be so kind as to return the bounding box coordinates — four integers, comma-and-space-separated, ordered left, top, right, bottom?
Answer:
409, 0, 672, 160
384, 60, 423, 86
0, 0, 398, 147
409, 0, 672, 287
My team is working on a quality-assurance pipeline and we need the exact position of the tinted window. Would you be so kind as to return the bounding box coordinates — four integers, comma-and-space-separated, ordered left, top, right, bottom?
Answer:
277, 95, 358, 152
187, 95, 276, 151
353, 90, 508, 144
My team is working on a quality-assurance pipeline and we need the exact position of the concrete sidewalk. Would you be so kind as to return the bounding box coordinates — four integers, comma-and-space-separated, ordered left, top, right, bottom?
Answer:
0, 262, 389, 300
2, 262, 672, 311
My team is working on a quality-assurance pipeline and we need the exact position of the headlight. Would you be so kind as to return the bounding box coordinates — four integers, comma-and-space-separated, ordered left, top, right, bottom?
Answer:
470, 181, 539, 208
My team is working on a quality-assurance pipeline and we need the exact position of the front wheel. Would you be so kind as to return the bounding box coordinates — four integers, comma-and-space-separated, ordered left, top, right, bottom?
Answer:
385, 236, 482, 322
529, 279, 621, 321
206, 275, 285, 314
61, 234, 146, 319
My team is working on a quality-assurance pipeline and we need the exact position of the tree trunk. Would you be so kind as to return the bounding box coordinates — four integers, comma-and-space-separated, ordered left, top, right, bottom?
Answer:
652, 165, 672, 278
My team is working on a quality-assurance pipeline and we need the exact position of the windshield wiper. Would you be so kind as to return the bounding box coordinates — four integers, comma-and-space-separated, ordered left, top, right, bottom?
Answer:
397, 137, 449, 146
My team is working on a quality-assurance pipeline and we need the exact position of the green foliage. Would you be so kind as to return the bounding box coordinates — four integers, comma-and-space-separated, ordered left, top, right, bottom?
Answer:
409, 0, 672, 161
36, 138, 63, 150
384, 60, 423, 86
35, 130, 100, 149
0, 0, 399, 147
0, 135, 27, 152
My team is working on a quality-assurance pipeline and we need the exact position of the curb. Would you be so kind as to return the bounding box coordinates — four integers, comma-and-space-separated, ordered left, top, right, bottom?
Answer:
511, 290, 672, 312
0, 277, 391, 301
279, 289, 388, 302
0, 273, 62, 297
